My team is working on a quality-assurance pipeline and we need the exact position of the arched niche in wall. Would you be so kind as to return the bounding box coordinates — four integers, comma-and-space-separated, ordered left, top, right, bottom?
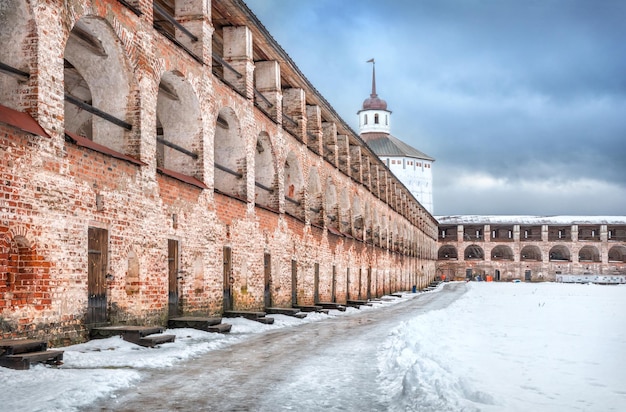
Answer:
372, 209, 381, 247
363, 201, 372, 243
283, 151, 304, 219
381, 215, 389, 249
64, 17, 135, 154
608, 245, 626, 263
549, 245, 571, 262
324, 178, 338, 230
156, 71, 203, 179
464, 244, 484, 260
520, 245, 542, 261
254, 131, 276, 210
491, 245, 514, 261
352, 195, 363, 240
214, 107, 246, 199
578, 245, 600, 262
339, 188, 351, 234
0, 233, 51, 312
438, 245, 458, 260
307, 166, 323, 226
0, 0, 34, 110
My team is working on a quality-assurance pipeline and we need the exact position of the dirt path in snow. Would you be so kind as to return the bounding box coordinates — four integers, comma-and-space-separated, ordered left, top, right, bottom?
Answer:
84, 282, 467, 412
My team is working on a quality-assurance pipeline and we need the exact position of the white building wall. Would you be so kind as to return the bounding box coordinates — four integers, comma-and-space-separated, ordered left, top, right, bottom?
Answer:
383, 156, 433, 214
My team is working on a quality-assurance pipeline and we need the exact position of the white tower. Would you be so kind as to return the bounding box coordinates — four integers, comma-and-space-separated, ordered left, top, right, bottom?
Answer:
358, 60, 435, 214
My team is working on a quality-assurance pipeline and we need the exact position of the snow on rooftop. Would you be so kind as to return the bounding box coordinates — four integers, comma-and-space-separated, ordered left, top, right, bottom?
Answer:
435, 215, 626, 225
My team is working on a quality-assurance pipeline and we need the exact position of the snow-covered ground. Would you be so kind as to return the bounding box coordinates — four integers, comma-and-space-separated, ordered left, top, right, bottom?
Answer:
1, 282, 625, 412
379, 282, 626, 411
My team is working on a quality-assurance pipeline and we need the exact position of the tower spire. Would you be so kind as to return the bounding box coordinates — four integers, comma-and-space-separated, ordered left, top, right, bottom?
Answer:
367, 58, 377, 97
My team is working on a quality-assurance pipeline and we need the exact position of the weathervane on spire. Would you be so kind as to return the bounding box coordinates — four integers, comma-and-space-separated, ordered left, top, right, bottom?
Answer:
366, 58, 377, 97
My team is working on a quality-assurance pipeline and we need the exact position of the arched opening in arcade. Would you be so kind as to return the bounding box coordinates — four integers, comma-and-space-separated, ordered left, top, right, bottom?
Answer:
156, 71, 203, 180
283, 151, 304, 220
63, 16, 136, 156
465, 244, 484, 260
549, 245, 571, 262
0, 1, 35, 110
438, 245, 458, 260
307, 167, 323, 226
520, 245, 542, 261
491, 245, 514, 261
608, 245, 626, 263
254, 132, 277, 210
578, 245, 600, 262
214, 107, 246, 199
325, 178, 338, 232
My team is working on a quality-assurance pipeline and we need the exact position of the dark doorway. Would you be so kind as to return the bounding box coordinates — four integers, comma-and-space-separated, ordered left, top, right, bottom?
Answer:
223, 247, 233, 311
346, 268, 350, 301
358, 268, 362, 300
168, 239, 180, 317
495, 269, 501, 281
264, 253, 271, 308
466, 268, 473, 280
366, 267, 372, 300
525, 270, 532, 282
87, 227, 108, 326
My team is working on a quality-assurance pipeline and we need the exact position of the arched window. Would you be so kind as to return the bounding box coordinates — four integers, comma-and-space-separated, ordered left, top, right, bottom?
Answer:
374, 113, 379, 124
364, 114, 368, 125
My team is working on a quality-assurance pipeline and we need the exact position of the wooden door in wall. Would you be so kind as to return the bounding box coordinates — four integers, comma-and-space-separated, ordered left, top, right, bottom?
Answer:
346, 268, 350, 301
331, 265, 337, 303
223, 247, 233, 311
366, 267, 372, 300
313, 263, 319, 304
291, 259, 298, 305
358, 268, 363, 300
87, 227, 108, 326
525, 270, 532, 282
264, 253, 271, 308
168, 239, 180, 317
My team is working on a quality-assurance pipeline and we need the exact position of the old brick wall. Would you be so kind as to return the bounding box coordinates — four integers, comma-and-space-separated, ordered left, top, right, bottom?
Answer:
0, 0, 438, 345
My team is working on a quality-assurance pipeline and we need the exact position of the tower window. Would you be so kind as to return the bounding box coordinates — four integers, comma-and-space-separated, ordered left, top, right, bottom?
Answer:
385, 115, 388, 125
374, 114, 379, 124
364, 114, 368, 125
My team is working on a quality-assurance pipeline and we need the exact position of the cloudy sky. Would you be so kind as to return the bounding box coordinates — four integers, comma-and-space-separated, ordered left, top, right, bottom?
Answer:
244, 0, 626, 217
